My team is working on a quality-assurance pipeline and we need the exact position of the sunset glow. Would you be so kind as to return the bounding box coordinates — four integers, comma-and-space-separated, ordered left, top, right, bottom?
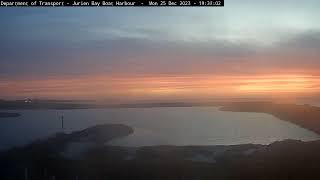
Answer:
1, 2, 320, 101
1, 74, 319, 100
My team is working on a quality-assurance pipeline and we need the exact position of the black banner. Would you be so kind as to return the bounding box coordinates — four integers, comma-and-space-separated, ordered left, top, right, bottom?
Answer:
0, 0, 224, 7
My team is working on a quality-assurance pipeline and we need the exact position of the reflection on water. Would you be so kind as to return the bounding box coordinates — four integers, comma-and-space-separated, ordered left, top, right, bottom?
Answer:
0, 107, 319, 150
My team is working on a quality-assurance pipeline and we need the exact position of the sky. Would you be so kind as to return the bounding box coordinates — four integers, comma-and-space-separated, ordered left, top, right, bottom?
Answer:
1, 0, 320, 101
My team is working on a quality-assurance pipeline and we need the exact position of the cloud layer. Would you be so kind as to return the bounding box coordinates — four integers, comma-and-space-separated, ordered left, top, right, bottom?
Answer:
1, 1, 320, 99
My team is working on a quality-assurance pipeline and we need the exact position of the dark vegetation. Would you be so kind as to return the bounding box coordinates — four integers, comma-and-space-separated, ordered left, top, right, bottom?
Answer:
0, 124, 134, 180
0, 99, 224, 110
0, 99, 99, 110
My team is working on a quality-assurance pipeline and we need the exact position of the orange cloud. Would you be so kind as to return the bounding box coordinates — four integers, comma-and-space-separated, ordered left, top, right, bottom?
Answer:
1, 74, 320, 100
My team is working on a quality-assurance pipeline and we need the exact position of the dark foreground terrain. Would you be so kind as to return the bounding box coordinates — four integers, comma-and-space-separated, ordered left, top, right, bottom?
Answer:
1, 123, 320, 180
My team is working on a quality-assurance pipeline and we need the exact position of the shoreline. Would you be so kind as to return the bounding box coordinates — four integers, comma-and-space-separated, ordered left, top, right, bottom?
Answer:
2, 100, 320, 138
2, 100, 319, 134
220, 102, 320, 135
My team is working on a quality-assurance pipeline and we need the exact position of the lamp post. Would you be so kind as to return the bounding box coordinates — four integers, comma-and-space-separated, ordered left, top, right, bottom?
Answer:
61, 115, 64, 133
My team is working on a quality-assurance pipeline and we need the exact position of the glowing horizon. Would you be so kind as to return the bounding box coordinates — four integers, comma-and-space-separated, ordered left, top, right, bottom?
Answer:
1, 73, 320, 100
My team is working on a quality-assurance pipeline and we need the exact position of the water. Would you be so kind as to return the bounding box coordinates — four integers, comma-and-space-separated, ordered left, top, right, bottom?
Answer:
0, 107, 319, 151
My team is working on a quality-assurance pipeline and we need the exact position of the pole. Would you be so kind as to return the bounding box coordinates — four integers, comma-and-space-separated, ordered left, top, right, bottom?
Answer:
61, 115, 64, 132
24, 168, 28, 180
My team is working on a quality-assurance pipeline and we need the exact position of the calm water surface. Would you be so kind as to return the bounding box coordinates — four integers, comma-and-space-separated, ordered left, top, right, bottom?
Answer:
0, 107, 319, 151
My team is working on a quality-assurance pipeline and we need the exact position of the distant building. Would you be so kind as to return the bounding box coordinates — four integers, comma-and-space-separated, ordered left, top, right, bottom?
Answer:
24, 98, 32, 103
